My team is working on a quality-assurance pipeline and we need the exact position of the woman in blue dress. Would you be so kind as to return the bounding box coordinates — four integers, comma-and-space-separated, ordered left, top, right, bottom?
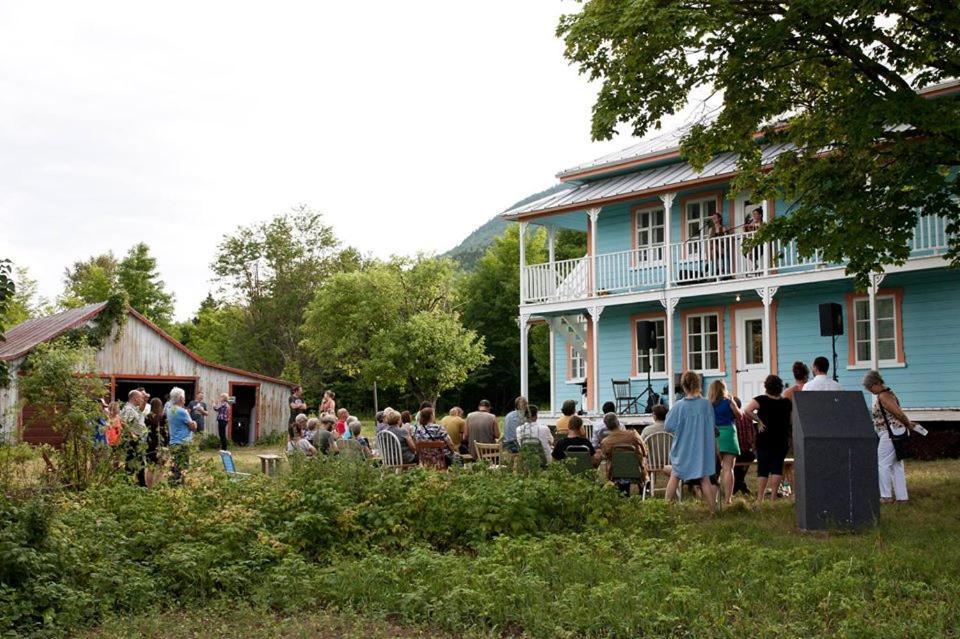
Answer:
665, 371, 719, 513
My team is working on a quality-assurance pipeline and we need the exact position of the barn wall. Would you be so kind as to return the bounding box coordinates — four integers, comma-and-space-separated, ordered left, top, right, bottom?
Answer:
0, 359, 21, 440
94, 315, 292, 437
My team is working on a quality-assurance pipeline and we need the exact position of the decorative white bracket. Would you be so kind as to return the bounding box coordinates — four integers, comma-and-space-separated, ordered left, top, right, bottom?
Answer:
756, 286, 778, 306
659, 297, 679, 313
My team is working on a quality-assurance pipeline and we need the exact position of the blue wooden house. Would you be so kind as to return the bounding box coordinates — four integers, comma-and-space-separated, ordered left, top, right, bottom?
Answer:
502, 80, 959, 424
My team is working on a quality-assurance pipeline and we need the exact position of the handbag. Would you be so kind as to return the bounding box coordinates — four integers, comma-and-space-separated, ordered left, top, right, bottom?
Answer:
878, 392, 914, 461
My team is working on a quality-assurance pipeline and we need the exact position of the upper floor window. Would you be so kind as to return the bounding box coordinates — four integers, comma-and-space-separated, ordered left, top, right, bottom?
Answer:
686, 312, 721, 372
685, 196, 719, 241
634, 206, 665, 262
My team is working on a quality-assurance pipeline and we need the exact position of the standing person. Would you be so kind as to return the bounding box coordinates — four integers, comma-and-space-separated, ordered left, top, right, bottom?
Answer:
554, 399, 578, 436
783, 361, 810, 400
598, 412, 648, 495
440, 407, 467, 451
731, 397, 757, 497
742, 375, 793, 504
515, 404, 553, 464
802, 356, 842, 391
288, 386, 307, 429
105, 401, 123, 447
120, 390, 147, 487
709, 379, 743, 505
664, 372, 718, 512
188, 391, 208, 435
501, 396, 528, 454
464, 400, 499, 460
166, 387, 197, 486
213, 393, 230, 450
864, 371, 924, 503
319, 390, 336, 416
144, 398, 168, 488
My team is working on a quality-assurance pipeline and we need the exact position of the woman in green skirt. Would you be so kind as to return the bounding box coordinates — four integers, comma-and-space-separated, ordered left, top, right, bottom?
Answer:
709, 379, 743, 505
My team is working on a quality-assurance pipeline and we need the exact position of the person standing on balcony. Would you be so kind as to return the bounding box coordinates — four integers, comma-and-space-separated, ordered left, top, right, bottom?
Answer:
707, 209, 728, 277
743, 207, 763, 233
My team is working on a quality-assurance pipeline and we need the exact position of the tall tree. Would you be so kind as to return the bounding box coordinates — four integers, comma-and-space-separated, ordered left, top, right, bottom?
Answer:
211, 205, 361, 381
0, 266, 50, 328
118, 243, 176, 329
302, 255, 490, 405
559, 1, 960, 283
174, 295, 249, 367
60, 253, 119, 308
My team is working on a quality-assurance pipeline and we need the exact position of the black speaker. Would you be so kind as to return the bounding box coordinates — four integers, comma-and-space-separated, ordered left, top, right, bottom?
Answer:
792, 392, 880, 530
818, 302, 843, 337
636, 320, 657, 351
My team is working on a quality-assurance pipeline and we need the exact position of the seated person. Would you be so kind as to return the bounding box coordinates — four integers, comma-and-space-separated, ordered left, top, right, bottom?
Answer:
315, 415, 340, 455
303, 417, 320, 444
286, 423, 317, 457
385, 408, 418, 465
552, 415, 596, 462
599, 412, 648, 494
516, 404, 553, 463
554, 399, 578, 436
340, 421, 373, 458
640, 404, 668, 439
590, 401, 618, 447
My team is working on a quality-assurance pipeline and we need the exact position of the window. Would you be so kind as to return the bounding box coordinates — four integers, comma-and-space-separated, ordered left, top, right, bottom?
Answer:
570, 344, 586, 380
635, 318, 666, 375
744, 318, 764, 365
686, 312, 721, 372
635, 206, 665, 262
685, 196, 719, 241
567, 319, 587, 381
853, 295, 898, 364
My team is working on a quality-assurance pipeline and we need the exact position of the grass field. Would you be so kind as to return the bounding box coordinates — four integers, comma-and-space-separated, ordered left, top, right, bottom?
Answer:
59, 457, 960, 639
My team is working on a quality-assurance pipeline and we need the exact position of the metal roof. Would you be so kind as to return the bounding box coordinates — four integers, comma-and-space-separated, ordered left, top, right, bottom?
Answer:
556, 121, 698, 179
0, 302, 107, 361
504, 143, 792, 219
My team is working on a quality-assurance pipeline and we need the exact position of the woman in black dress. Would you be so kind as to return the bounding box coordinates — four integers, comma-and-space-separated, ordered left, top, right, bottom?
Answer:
742, 375, 793, 503
144, 398, 168, 487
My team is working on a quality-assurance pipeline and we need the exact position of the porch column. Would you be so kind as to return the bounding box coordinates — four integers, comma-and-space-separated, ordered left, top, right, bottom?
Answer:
757, 286, 779, 374
588, 207, 601, 295
548, 318, 561, 415
518, 221, 528, 303
660, 297, 679, 407
547, 225, 556, 264
868, 272, 885, 370
659, 192, 676, 288
588, 304, 604, 411
519, 313, 531, 398
761, 200, 771, 277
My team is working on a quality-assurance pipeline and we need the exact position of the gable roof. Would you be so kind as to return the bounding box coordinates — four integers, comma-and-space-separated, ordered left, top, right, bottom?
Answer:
0, 302, 108, 361
1, 304, 296, 388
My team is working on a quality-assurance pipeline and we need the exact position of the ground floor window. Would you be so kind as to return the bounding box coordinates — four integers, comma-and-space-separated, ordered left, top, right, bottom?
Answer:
566, 318, 587, 381
851, 292, 901, 365
685, 311, 721, 372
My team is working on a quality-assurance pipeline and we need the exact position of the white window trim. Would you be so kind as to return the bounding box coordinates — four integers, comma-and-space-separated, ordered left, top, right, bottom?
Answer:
566, 322, 587, 383
685, 312, 723, 377
852, 294, 900, 367
634, 205, 666, 263
684, 196, 718, 241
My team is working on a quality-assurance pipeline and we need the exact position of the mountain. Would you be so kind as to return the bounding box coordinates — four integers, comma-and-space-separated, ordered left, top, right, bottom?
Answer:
444, 184, 573, 270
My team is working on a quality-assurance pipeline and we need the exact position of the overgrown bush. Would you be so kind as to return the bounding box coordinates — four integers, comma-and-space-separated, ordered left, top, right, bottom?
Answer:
196, 433, 222, 451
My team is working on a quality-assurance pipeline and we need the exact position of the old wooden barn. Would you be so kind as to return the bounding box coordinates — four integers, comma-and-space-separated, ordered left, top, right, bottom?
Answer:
0, 302, 295, 445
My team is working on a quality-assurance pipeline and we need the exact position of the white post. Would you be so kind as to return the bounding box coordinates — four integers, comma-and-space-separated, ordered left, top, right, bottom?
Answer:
547, 225, 556, 264
868, 273, 885, 370
761, 199, 770, 277
548, 318, 560, 416
588, 304, 604, 411
659, 192, 676, 287
518, 221, 528, 303
757, 286, 778, 375
660, 297, 679, 406
588, 208, 601, 295
519, 314, 531, 398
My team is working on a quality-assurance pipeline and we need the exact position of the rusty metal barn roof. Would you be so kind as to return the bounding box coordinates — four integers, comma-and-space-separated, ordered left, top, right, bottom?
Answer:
0, 302, 107, 361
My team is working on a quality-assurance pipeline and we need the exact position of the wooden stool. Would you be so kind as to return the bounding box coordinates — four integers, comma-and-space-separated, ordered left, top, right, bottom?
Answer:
257, 454, 281, 476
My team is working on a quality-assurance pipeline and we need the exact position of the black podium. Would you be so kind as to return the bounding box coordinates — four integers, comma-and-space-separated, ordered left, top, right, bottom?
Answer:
792, 391, 880, 531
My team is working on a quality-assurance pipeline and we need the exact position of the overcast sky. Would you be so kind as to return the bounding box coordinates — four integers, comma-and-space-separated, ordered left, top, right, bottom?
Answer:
0, 1, 640, 321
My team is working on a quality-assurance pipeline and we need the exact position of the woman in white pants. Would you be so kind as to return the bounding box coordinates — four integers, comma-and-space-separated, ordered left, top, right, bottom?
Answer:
863, 371, 918, 503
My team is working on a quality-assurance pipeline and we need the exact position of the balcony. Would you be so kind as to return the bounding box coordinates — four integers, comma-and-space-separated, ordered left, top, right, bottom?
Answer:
521, 214, 951, 305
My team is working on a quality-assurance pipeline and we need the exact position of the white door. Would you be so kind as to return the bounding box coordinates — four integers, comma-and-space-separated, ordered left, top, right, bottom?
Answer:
735, 307, 769, 400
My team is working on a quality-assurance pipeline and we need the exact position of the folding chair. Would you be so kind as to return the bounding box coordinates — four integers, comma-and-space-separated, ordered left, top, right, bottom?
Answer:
563, 444, 594, 476
609, 445, 644, 495
518, 438, 547, 468
219, 450, 251, 481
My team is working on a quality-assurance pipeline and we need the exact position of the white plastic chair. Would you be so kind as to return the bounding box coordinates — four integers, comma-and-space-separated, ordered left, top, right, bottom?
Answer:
375, 430, 406, 473
641, 431, 678, 500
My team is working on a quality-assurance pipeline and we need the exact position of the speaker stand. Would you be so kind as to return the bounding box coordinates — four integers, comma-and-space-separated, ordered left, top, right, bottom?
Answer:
831, 334, 839, 382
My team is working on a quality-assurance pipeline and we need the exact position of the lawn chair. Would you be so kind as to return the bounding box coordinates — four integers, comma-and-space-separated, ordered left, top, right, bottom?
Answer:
473, 442, 502, 468
219, 450, 251, 481
375, 430, 416, 473
609, 445, 644, 495
564, 444, 594, 476
612, 379, 641, 414
641, 431, 678, 500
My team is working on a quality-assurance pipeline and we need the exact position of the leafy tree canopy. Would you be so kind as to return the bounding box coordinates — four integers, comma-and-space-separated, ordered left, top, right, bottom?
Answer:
1, 266, 52, 328
559, 1, 960, 283
302, 254, 490, 404
60, 253, 119, 308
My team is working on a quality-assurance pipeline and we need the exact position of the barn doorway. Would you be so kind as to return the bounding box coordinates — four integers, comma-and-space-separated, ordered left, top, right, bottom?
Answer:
113, 378, 197, 409
228, 383, 259, 446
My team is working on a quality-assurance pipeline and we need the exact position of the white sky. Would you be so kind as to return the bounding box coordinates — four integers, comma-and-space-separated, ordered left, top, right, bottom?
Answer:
0, 1, 640, 321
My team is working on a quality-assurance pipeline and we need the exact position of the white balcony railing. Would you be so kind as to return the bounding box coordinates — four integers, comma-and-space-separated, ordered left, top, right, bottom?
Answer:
521, 213, 951, 305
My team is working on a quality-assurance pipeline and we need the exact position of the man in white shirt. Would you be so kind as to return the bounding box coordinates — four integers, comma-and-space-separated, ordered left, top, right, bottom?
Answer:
802, 356, 843, 391
516, 404, 553, 463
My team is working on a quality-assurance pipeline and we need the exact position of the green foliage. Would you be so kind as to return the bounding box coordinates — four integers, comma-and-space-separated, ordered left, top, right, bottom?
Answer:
558, 1, 960, 285
117, 243, 176, 329
0, 259, 13, 386
59, 253, 120, 308
17, 340, 107, 490
302, 255, 490, 404
4, 459, 960, 638
0, 266, 52, 328
174, 295, 249, 366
